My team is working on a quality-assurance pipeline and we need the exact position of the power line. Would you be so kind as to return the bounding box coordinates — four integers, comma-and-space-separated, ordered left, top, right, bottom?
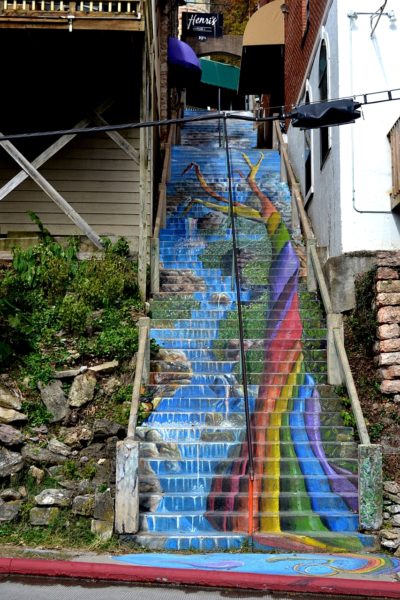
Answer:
0, 87, 398, 143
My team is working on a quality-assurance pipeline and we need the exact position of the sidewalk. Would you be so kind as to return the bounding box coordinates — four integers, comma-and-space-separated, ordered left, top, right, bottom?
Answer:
1, 550, 400, 598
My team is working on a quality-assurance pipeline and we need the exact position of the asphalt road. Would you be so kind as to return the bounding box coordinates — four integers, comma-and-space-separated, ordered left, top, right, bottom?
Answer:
0, 576, 388, 600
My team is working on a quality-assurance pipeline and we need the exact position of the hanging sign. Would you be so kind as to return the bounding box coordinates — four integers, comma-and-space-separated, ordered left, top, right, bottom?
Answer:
182, 12, 223, 39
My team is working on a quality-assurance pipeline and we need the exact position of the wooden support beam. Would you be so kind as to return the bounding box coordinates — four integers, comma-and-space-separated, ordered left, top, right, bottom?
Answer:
138, 40, 149, 300
0, 98, 114, 202
0, 134, 103, 249
91, 111, 140, 165
0, 18, 145, 31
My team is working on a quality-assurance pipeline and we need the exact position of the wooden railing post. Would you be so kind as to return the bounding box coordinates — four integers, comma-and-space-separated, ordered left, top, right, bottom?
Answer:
150, 237, 160, 294
159, 183, 167, 229
115, 316, 149, 535
115, 438, 139, 534
358, 444, 383, 531
306, 239, 317, 293
327, 313, 344, 386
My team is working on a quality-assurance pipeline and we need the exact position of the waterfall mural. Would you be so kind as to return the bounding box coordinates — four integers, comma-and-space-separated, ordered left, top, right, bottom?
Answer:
135, 112, 372, 552
183, 152, 359, 547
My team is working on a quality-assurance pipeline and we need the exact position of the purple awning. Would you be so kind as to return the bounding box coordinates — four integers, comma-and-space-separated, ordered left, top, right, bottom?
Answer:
168, 38, 202, 87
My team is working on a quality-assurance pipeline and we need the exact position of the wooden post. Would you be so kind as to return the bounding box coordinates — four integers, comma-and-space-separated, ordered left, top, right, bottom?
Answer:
327, 313, 344, 385
0, 134, 103, 250
358, 444, 383, 531
291, 190, 300, 234
307, 239, 317, 293
150, 236, 160, 294
159, 183, 167, 229
138, 39, 149, 300
115, 439, 139, 534
115, 314, 149, 535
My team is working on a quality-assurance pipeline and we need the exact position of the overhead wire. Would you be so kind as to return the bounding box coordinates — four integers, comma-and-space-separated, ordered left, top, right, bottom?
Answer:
0, 86, 398, 142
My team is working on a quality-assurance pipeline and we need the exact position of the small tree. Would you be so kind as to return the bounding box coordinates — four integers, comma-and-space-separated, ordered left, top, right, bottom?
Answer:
210, 0, 258, 35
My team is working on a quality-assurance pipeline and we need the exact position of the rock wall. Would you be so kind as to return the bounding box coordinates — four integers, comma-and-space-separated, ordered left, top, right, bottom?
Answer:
370, 254, 400, 555
375, 255, 400, 400
0, 363, 131, 542
381, 481, 400, 556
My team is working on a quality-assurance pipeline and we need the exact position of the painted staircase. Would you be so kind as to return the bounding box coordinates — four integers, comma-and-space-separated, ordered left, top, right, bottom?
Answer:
134, 111, 373, 552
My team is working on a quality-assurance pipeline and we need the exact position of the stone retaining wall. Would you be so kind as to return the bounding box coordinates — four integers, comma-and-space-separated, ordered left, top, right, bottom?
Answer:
375, 253, 400, 400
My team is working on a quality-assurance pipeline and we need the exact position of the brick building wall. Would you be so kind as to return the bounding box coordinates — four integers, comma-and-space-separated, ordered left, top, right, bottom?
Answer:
159, 0, 180, 121
260, 0, 329, 108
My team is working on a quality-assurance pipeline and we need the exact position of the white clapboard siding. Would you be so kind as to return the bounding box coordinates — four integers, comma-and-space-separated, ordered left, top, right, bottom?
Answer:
0, 201, 144, 214
0, 171, 140, 182
0, 129, 150, 239
0, 181, 137, 192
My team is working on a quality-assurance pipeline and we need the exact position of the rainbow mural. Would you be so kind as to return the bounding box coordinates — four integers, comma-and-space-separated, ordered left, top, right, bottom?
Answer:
136, 112, 370, 552
198, 152, 359, 545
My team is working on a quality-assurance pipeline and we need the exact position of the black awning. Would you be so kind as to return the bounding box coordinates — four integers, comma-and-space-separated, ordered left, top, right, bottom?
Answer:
291, 99, 362, 129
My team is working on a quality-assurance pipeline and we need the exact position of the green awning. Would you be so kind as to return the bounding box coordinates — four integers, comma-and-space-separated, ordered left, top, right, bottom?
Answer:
199, 58, 240, 91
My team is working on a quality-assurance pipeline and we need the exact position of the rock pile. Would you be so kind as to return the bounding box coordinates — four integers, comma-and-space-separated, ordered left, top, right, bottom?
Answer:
0, 361, 135, 542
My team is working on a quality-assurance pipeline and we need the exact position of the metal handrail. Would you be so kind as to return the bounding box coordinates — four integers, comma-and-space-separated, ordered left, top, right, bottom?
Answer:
223, 116, 255, 498
273, 119, 371, 446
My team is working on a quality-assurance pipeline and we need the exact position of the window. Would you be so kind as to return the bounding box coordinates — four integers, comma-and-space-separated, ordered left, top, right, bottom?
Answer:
389, 117, 400, 210
318, 39, 330, 165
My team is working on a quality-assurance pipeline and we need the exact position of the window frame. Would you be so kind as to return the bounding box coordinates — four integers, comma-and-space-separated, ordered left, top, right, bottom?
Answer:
302, 0, 310, 44
318, 37, 331, 167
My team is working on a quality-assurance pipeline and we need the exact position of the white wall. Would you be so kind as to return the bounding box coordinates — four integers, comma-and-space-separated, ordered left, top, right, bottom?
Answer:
288, 0, 400, 258
337, 0, 400, 254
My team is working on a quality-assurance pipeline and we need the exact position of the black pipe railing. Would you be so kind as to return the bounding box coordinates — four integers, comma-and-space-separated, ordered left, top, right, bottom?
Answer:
222, 115, 255, 484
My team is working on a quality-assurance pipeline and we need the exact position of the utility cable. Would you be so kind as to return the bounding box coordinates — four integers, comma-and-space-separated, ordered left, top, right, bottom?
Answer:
0, 86, 399, 142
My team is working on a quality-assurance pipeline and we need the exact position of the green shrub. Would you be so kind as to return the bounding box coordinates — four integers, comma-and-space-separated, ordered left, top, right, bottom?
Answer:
112, 384, 133, 404
81, 322, 138, 361
58, 295, 91, 334
0, 215, 143, 372
63, 460, 80, 480
21, 353, 55, 390
71, 252, 138, 309
21, 398, 53, 427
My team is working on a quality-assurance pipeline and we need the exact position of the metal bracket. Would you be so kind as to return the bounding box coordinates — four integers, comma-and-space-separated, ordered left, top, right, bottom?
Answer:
61, 14, 75, 32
